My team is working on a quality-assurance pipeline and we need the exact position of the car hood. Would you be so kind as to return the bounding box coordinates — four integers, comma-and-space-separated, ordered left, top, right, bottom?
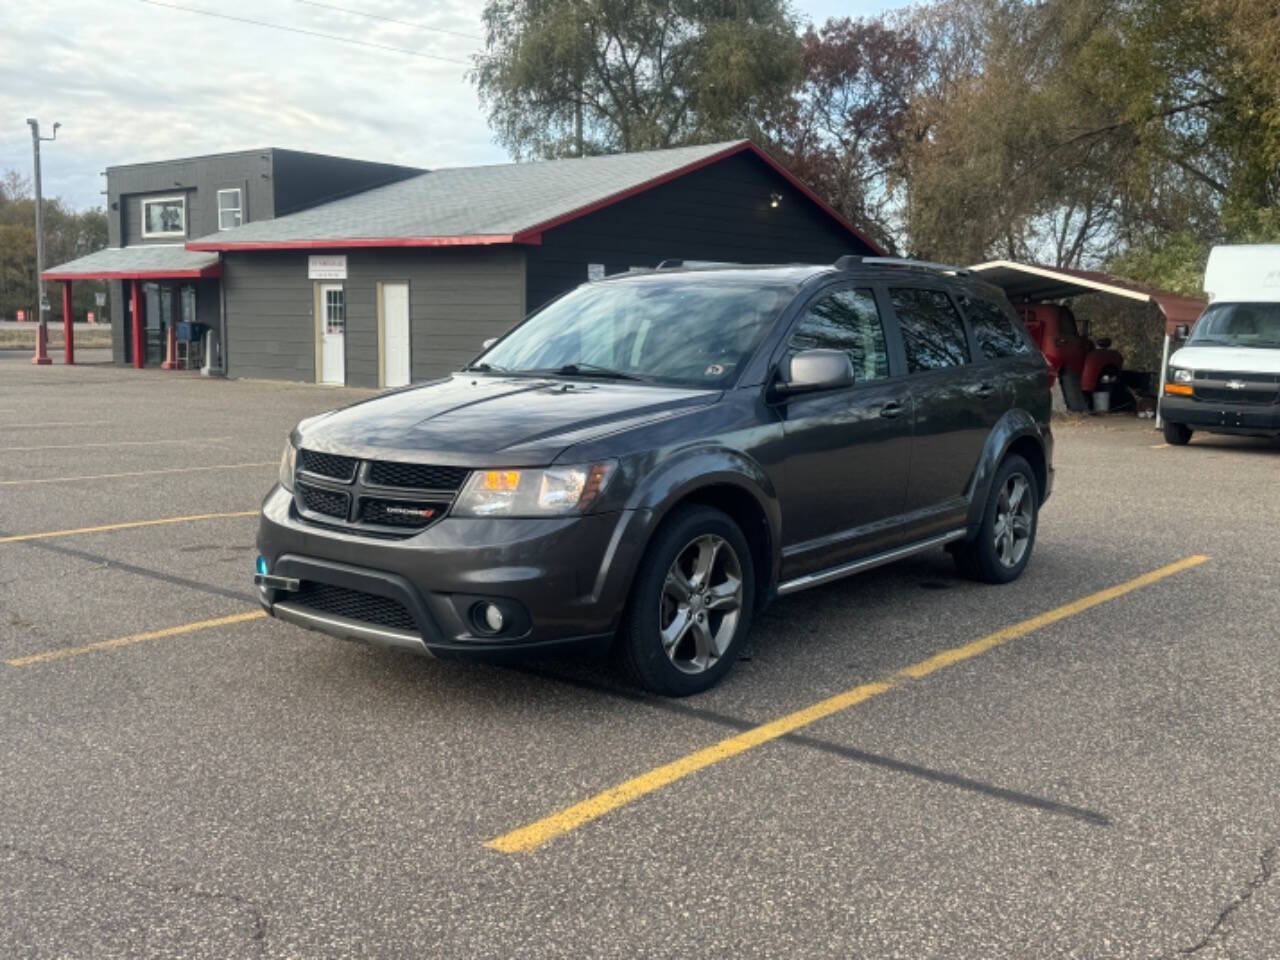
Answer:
297, 373, 720, 466
1169, 345, 1280, 375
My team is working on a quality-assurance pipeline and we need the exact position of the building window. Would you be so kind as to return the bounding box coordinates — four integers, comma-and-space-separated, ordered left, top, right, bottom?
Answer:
217, 188, 242, 230
141, 196, 186, 238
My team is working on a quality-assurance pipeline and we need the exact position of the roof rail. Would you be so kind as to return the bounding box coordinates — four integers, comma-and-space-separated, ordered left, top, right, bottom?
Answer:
655, 259, 744, 270
835, 255, 972, 276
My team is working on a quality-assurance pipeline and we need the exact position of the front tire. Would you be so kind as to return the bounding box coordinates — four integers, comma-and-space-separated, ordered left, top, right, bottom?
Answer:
954, 454, 1039, 584
618, 505, 755, 696
1163, 420, 1192, 445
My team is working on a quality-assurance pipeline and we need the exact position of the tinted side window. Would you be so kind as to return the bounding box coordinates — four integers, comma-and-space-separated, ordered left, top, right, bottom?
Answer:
964, 297, 1033, 360
891, 288, 970, 372
788, 288, 889, 381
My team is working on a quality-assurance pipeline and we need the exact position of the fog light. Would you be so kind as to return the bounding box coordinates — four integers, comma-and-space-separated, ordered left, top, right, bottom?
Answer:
256, 555, 268, 576
481, 603, 505, 633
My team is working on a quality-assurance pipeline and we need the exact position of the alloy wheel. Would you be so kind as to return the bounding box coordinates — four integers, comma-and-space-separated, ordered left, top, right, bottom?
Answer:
992, 473, 1034, 568
658, 534, 744, 674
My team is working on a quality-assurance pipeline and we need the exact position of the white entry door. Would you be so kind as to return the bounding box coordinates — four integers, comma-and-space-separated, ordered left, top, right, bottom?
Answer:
382, 282, 411, 388
320, 283, 345, 385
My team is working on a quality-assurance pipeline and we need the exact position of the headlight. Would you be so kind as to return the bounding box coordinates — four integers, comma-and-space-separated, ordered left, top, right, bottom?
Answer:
453, 462, 616, 517
278, 439, 297, 491
1171, 367, 1194, 383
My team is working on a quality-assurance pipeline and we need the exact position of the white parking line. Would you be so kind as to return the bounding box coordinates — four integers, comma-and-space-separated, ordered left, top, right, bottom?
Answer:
2, 437, 232, 452
0, 462, 276, 486
0, 420, 112, 430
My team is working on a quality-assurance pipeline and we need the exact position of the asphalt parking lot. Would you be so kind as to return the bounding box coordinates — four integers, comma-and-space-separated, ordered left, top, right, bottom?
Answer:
2, 351, 1278, 959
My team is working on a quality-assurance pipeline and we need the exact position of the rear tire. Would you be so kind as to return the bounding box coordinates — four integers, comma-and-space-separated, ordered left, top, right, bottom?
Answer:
617, 505, 755, 696
1163, 420, 1193, 445
953, 454, 1039, 584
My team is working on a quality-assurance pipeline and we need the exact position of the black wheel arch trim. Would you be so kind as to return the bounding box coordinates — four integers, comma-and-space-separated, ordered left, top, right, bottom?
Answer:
963, 409, 1049, 534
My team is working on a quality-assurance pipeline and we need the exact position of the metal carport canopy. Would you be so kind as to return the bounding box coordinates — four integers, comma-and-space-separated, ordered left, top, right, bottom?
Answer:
966, 260, 1205, 336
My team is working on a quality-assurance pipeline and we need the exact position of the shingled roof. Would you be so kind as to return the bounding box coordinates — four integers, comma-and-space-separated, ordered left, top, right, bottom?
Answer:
187, 140, 880, 253
42, 245, 221, 281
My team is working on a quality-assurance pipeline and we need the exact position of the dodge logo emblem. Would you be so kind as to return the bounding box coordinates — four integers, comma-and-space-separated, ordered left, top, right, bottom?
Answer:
1225, 379, 1247, 390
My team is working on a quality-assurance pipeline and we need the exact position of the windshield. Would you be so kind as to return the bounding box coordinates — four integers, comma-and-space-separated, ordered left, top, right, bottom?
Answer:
474, 277, 793, 388
1188, 302, 1280, 348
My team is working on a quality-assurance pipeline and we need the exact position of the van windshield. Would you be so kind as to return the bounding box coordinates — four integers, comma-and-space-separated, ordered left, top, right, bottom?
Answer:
1188, 302, 1280, 348
474, 277, 792, 388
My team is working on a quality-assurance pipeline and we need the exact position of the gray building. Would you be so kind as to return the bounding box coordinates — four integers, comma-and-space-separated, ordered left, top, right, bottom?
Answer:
44, 141, 882, 385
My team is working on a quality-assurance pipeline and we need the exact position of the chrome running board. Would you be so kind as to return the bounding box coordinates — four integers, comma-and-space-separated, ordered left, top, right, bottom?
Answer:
776, 529, 967, 596
272, 602, 432, 656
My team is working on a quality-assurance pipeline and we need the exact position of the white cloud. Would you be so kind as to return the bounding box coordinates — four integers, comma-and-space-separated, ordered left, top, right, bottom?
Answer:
0, 0, 506, 209
1, 0, 903, 211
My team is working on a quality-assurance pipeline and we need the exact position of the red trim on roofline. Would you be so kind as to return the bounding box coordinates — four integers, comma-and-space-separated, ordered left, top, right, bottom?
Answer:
42, 265, 222, 281
509, 140, 886, 254
185, 234, 531, 252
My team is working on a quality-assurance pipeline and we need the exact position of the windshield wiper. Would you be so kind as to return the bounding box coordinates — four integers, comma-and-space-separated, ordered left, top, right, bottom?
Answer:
463, 361, 509, 373
534, 362, 649, 382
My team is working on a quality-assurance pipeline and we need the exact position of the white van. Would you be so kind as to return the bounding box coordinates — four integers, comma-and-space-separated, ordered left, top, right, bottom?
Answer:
1160, 244, 1280, 445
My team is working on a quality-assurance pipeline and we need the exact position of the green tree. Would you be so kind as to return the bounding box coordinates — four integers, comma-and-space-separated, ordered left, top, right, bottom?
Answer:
0, 172, 107, 322
471, 0, 803, 159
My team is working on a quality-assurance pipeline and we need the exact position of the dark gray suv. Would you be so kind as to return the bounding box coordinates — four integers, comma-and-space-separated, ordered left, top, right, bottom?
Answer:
256, 257, 1053, 695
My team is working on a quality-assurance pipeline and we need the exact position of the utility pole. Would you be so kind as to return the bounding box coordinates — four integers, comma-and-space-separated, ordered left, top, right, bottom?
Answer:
26, 118, 60, 364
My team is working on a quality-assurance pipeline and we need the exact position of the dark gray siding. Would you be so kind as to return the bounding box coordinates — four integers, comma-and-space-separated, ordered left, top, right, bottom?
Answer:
222, 252, 316, 382
109, 150, 276, 247
222, 247, 525, 385
271, 150, 422, 217
525, 150, 875, 311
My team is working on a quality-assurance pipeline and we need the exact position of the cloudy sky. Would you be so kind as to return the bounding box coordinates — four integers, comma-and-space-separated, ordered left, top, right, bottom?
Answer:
2, 0, 896, 211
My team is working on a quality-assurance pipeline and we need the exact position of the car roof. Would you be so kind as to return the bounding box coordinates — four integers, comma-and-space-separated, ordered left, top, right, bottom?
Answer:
603, 262, 1013, 304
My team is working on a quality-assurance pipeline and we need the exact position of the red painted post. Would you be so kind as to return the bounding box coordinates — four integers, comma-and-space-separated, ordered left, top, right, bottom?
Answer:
130, 279, 143, 368
62, 281, 74, 365
161, 319, 178, 369
31, 320, 52, 364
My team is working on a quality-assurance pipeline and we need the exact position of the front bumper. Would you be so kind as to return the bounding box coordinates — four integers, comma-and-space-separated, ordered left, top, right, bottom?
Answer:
1160, 395, 1280, 436
256, 484, 651, 660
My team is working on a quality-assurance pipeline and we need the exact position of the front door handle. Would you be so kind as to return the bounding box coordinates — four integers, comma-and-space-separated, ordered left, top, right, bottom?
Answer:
879, 401, 905, 419
971, 383, 997, 399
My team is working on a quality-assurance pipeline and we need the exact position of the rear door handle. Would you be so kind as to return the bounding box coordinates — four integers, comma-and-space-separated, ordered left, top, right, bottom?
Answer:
971, 384, 997, 399
879, 401, 905, 419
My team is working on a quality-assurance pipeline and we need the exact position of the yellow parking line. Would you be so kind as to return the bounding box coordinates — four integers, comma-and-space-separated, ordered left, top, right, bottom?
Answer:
5, 611, 266, 667
1150, 443, 1169, 449
0, 511, 257, 544
2, 436, 232, 452
486, 554, 1210, 854
0, 462, 275, 486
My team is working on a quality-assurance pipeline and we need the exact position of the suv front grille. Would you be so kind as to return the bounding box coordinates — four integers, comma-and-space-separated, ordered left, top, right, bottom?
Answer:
291, 451, 469, 537
293, 583, 417, 632
297, 482, 349, 520
367, 460, 469, 491
299, 449, 358, 482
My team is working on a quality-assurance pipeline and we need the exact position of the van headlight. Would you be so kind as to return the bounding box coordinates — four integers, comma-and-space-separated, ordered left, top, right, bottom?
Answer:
279, 439, 297, 492
1171, 367, 1194, 383
453, 462, 616, 517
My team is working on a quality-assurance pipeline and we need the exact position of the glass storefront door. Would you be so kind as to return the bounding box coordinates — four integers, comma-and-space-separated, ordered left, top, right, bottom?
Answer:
140, 282, 197, 366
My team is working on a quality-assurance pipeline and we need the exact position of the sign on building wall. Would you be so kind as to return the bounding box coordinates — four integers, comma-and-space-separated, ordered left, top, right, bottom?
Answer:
308, 255, 348, 280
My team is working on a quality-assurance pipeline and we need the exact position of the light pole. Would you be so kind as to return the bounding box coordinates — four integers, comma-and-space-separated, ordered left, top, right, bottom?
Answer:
26, 118, 60, 364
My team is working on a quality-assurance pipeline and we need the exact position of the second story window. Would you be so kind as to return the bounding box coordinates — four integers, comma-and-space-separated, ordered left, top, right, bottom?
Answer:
217, 188, 243, 230
141, 196, 186, 239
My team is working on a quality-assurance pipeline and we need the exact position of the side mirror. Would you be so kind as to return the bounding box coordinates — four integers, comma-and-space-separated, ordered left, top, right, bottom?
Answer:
1173, 324, 1189, 339
482, 337, 498, 350
774, 349, 854, 397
